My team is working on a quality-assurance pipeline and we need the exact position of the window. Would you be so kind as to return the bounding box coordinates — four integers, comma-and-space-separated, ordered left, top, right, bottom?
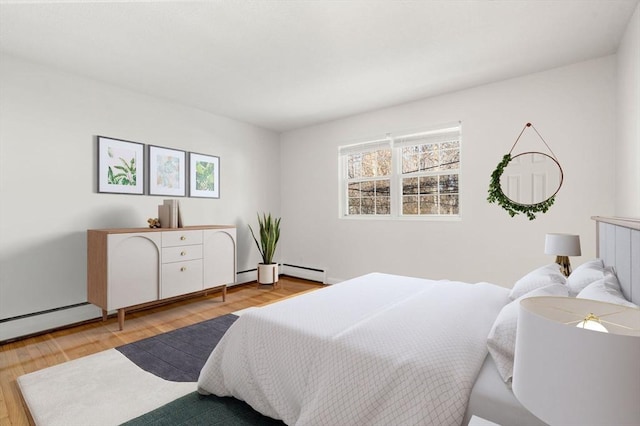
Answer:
339, 123, 461, 219
343, 141, 392, 215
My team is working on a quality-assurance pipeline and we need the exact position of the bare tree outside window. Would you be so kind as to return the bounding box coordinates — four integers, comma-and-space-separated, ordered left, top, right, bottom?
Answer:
346, 148, 391, 215
340, 124, 461, 219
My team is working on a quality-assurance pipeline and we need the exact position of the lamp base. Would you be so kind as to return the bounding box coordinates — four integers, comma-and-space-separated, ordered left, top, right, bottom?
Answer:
555, 255, 571, 277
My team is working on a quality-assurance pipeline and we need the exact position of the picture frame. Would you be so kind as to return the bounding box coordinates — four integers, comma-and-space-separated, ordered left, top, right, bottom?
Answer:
189, 152, 220, 198
148, 145, 187, 196
97, 136, 145, 194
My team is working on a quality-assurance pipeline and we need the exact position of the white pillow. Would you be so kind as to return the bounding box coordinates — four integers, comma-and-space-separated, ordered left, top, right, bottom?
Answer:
488, 283, 569, 383
577, 272, 638, 308
509, 263, 566, 300
566, 259, 605, 296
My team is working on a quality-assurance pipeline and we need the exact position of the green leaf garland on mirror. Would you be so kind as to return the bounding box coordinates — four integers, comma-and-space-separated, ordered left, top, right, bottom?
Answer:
487, 153, 556, 220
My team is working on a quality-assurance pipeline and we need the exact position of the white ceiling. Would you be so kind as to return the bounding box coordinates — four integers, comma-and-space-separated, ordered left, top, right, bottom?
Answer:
0, 0, 638, 132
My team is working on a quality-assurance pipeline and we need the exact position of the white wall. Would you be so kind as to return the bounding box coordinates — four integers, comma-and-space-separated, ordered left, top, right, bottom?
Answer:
280, 57, 616, 286
0, 54, 280, 340
616, 2, 640, 217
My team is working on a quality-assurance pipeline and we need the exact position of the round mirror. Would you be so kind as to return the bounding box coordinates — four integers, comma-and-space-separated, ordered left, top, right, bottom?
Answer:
499, 152, 563, 205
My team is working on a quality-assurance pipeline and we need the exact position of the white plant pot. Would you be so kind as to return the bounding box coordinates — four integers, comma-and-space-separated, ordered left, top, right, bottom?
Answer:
257, 263, 279, 285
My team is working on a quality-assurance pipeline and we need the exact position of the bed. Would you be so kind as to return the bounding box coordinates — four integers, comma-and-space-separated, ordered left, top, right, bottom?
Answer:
197, 216, 640, 426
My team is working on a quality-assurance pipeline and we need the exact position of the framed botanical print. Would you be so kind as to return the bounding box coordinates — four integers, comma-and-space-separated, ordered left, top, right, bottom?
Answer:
97, 136, 145, 194
148, 145, 187, 196
189, 152, 220, 198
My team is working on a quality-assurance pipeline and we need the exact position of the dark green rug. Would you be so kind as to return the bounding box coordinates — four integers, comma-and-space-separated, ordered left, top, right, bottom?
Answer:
122, 391, 284, 426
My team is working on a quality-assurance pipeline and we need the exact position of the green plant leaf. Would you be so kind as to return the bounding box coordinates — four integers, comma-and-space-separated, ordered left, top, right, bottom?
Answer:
248, 212, 281, 264
487, 153, 556, 220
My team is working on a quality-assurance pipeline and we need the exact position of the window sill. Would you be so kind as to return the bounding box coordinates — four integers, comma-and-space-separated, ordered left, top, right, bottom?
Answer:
339, 214, 462, 222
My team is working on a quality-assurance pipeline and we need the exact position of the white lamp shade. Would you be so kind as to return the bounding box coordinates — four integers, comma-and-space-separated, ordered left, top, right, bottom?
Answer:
513, 297, 640, 426
544, 233, 581, 256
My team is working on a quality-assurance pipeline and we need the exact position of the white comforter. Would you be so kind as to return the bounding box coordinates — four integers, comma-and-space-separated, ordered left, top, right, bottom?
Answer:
198, 273, 509, 425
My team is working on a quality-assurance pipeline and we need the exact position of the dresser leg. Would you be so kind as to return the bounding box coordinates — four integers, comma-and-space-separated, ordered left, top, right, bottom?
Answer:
102, 309, 108, 322
117, 308, 125, 331
222, 285, 227, 302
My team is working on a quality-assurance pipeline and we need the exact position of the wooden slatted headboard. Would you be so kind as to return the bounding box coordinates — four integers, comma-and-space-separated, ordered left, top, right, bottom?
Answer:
592, 216, 640, 305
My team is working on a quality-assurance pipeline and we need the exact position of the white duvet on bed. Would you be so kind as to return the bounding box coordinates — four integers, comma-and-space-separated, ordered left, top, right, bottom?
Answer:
198, 273, 509, 425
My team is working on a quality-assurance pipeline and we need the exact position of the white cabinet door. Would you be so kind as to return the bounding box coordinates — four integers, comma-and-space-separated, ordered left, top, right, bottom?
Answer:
107, 233, 160, 310
203, 228, 236, 288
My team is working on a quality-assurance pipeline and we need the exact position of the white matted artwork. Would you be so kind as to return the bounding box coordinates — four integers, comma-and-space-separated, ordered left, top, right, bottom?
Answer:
189, 152, 220, 198
97, 136, 145, 194
148, 145, 186, 196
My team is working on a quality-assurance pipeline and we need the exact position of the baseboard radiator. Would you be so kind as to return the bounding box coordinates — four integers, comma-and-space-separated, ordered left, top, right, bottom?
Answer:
236, 264, 327, 285
281, 264, 326, 283
0, 303, 102, 343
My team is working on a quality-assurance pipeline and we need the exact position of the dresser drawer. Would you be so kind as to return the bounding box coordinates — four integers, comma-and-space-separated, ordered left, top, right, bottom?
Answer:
161, 259, 203, 299
162, 230, 203, 247
162, 244, 203, 263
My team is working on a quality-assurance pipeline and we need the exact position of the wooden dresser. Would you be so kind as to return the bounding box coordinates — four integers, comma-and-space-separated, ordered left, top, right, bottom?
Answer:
87, 225, 236, 329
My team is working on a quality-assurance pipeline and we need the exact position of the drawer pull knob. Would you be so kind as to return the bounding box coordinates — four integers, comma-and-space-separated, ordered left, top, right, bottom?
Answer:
181, 251, 186, 256
180, 236, 186, 241
180, 266, 187, 272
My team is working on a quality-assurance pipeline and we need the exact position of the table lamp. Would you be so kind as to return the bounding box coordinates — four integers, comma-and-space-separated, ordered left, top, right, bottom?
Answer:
513, 296, 640, 426
544, 233, 581, 276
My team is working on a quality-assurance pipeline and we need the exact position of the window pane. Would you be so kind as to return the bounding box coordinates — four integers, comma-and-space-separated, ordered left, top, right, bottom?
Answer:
376, 179, 390, 196
376, 196, 390, 214
347, 153, 362, 179
403, 195, 418, 214
440, 194, 459, 215
358, 149, 391, 178
440, 149, 460, 170
348, 198, 360, 215
419, 176, 438, 195
419, 195, 438, 214
403, 177, 418, 195
348, 182, 360, 197
402, 146, 420, 174
361, 197, 375, 214
439, 174, 458, 194
361, 152, 376, 177
360, 180, 374, 195
377, 150, 392, 176
420, 144, 439, 171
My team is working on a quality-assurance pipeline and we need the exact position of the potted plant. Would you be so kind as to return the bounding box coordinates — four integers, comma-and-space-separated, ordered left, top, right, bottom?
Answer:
248, 212, 281, 285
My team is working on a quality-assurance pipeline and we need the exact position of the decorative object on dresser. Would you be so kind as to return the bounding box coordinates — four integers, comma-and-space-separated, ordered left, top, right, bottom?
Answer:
148, 145, 187, 197
147, 218, 161, 228
544, 233, 581, 276
248, 212, 281, 286
158, 199, 182, 228
87, 225, 236, 330
189, 152, 220, 198
97, 135, 145, 194
512, 296, 640, 426
487, 123, 563, 220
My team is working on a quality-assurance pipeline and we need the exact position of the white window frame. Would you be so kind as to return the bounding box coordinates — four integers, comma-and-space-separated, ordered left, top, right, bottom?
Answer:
339, 138, 393, 217
339, 123, 462, 221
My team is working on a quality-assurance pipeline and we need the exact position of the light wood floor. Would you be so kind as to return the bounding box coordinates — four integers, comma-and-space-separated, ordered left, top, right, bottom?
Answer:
0, 276, 324, 426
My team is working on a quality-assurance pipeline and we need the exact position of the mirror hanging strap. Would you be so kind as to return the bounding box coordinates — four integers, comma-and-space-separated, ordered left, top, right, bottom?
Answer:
509, 122, 559, 161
